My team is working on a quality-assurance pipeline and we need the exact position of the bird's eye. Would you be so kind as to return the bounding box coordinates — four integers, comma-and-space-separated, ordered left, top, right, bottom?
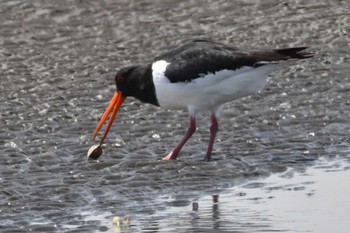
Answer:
116, 76, 124, 84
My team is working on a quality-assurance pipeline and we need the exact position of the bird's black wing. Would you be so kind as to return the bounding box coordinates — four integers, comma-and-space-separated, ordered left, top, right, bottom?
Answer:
154, 40, 312, 83
154, 40, 255, 83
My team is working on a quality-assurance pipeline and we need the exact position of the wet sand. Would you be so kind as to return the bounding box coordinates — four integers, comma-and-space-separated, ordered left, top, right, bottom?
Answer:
0, 0, 349, 232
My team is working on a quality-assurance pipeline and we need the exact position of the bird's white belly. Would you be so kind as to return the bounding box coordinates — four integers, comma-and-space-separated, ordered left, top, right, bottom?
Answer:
152, 60, 280, 115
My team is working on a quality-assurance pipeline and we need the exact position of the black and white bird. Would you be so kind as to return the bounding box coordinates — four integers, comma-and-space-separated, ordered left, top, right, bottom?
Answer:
92, 39, 312, 161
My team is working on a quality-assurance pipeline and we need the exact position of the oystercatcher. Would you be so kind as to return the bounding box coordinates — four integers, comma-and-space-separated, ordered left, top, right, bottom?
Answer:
92, 39, 312, 161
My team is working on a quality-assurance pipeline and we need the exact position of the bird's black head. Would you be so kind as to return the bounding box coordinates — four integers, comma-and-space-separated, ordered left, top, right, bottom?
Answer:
114, 65, 139, 97
114, 65, 158, 106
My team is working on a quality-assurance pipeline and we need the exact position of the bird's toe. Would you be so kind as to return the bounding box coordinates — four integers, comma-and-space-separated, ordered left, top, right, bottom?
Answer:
162, 151, 178, 160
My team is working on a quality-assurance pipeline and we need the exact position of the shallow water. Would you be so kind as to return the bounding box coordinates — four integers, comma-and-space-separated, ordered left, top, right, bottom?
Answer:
148, 156, 350, 233
0, 0, 349, 232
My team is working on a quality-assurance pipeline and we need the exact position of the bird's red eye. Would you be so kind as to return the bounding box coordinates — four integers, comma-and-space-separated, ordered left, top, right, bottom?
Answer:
116, 76, 124, 84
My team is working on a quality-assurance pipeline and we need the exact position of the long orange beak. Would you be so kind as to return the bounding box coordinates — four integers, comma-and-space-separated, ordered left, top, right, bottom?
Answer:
92, 91, 126, 144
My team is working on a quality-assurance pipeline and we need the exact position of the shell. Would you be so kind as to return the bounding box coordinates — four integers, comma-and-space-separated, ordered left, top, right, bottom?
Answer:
112, 216, 121, 226
87, 144, 103, 160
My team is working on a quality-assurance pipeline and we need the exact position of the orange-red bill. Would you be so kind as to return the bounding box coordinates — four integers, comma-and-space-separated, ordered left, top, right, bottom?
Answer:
92, 91, 125, 144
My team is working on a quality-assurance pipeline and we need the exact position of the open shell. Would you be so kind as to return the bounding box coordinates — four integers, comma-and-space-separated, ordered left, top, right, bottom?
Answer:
87, 144, 103, 160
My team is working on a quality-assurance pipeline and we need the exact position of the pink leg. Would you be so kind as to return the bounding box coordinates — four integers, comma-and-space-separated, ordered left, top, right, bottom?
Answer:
163, 116, 196, 160
203, 114, 218, 161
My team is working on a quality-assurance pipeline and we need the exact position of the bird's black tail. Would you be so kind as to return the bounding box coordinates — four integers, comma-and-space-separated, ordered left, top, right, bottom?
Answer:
275, 47, 314, 59
251, 47, 313, 62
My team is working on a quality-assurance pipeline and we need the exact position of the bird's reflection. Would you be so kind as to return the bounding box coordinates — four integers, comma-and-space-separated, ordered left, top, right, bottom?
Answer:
190, 195, 221, 230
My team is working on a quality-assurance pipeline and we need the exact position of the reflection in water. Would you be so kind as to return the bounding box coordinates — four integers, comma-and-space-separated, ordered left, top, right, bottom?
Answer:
190, 195, 221, 231
192, 202, 199, 211
212, 195, 220, 231
141, 157, 350, 233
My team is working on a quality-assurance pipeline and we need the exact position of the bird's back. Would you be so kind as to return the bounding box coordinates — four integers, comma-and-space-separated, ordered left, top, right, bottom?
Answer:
154, 39, 311, 84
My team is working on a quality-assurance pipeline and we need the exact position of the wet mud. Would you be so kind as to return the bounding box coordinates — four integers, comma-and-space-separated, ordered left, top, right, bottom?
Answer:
1, 0, 349, 232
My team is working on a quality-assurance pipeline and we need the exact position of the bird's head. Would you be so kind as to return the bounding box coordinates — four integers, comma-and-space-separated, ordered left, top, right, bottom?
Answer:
114, 65, 139, 97
91, 65, 138, 144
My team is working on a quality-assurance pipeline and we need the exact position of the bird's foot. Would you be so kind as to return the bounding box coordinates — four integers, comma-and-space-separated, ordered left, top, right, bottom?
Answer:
162, 151, 178, 160
203, 151, 213, 161
203, 155, 211, 162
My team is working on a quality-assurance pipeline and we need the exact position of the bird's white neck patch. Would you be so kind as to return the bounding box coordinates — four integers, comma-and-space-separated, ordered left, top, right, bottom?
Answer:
152, 60, 170, 80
